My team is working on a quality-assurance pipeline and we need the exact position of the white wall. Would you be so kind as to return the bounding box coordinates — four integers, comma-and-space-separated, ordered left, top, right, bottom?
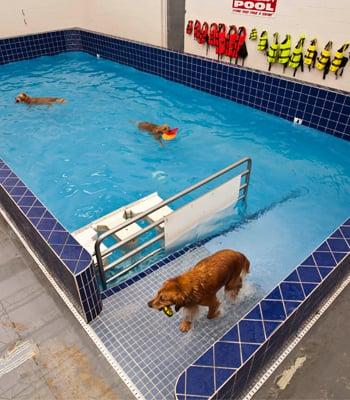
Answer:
184, 0, 350, 91
0, 0, 84, 38
83, 0, 167, 47
0, 0, 166, 48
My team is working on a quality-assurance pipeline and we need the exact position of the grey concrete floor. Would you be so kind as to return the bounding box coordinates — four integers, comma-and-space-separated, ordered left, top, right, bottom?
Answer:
253, 279, 350, 400
0, 213, 133, 400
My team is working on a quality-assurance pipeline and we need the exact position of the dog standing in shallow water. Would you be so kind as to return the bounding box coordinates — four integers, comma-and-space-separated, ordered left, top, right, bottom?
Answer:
148, 249, 250, 332
15, 92, 65, 105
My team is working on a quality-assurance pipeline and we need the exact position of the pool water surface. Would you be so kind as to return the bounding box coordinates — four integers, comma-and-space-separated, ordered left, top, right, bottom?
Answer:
0, 51, 349, 294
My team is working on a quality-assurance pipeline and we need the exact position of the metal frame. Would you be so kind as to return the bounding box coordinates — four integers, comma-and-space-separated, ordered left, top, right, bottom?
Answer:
95, 157, 252, 289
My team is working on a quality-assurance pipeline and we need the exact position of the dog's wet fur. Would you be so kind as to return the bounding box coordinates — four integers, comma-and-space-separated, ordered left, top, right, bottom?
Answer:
148, 249, 250, 332
137, 122, 171, 146
15, 92, 65, 105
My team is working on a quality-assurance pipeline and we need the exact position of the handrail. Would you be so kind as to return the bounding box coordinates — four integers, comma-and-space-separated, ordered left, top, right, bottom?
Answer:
95, 157, 252, 289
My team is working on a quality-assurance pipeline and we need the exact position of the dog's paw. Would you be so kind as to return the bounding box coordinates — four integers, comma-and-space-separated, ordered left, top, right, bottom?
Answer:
180, 321, 192, 333
207, 310, 221, 319
225, 289, 238, 301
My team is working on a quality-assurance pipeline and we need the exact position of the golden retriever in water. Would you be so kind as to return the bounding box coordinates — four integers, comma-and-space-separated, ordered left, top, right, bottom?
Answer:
148, 249, 250, 332
15, 92, 65, 105
137, 122, 171, 145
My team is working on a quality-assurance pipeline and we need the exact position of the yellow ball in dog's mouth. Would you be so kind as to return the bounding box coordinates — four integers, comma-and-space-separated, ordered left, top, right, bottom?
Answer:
162, 306, 174, 317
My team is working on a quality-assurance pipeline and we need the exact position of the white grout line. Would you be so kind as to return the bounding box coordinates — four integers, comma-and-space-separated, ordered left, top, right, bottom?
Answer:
239, 271, 350, 400
1, 208, 145, 400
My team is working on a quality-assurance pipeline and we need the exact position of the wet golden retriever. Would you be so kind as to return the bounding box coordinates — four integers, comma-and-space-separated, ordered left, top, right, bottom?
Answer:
148, 249, 250, 332
15, 92, 65, 105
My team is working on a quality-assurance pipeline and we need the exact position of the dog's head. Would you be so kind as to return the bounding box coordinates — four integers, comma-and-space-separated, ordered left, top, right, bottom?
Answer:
148, 278, 186, 312
15, 93, 30, 103
155, 124, 170, 134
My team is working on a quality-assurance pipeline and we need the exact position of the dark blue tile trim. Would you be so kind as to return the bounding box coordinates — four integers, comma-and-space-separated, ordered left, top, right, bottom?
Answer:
175, 220, 350, 399
0, 28, 349, 141
0, 159, 102, 322
0, 30, 74, 64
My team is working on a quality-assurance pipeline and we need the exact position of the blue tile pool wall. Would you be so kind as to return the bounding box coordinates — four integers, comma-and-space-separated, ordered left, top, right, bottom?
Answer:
77, 29, 350, 141
0, 159, 102, 323
174, 220, 350, 400
0, 30, 73, 65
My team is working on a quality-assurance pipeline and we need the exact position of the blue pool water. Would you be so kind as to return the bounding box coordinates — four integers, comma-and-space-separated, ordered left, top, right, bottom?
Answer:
1, 52, 350, 290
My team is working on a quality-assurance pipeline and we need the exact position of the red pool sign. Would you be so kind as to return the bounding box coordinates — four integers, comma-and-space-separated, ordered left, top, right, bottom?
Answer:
232, 0, 277, 16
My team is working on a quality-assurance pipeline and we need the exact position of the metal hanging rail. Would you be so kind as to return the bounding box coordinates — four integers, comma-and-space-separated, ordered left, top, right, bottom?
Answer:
95, 157, 252, 289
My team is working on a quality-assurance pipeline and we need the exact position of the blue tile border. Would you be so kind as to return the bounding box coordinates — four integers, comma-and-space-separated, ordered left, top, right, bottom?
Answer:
0, 30, 68, 64
0, 159, 102, 322
0, 28, 349, 140
174, 220, 350, 399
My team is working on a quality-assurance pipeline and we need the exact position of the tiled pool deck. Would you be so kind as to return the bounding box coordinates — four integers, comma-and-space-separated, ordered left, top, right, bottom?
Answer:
0, 28, 349, 399
91, 245, 264, 400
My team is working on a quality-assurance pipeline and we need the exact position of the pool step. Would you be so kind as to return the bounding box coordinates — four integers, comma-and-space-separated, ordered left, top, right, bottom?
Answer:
72, 192, 173, 257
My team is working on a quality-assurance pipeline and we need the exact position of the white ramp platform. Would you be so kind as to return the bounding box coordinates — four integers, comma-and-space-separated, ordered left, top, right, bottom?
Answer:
72, 192, 173, 258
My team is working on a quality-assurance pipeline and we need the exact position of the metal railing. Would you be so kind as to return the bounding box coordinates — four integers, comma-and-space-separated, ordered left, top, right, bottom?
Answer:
95, 157, 252, 289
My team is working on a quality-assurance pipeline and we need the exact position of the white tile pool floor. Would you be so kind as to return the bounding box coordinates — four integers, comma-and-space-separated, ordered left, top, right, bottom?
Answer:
90, 245, 265, 400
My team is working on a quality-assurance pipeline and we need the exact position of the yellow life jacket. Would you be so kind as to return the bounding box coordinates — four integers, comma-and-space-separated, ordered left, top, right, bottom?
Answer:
288, 35, 306, 69
330, 43, 350, 73
267, 33, 279, 69
278, 34, 291, 66
304, 39, 317, 67
316, 41, 332, 70
249, 28, 258, 41
257, 31, 268, 52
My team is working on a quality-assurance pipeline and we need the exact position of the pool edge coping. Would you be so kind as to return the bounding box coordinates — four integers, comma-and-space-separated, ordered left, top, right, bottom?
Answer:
0, 159, 102, 323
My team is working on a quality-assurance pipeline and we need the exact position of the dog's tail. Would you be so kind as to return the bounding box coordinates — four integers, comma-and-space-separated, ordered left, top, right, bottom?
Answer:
240, 255, 250, 279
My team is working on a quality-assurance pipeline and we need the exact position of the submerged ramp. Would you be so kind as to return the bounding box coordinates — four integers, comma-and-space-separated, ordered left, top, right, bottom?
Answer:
90, 245, 263, 400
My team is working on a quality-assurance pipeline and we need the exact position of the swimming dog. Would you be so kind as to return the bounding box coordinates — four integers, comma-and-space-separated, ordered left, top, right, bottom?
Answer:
137, 122, 171, 145
148, 249, 250, 332
15, 93, 65, 105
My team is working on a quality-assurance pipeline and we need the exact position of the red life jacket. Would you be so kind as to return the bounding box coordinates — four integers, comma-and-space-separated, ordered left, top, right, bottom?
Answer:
226, 25, 238, 58
216, 25, 227, 55
186, 20, 193, 35
209, 23, 218, 46
234, 27, 247, 59
198, 22, 209, 45
226, 26, 247, 59
194, 20, 201, 42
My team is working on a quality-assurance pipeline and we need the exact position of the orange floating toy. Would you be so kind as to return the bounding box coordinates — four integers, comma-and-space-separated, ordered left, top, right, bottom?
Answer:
162, 127, 178, 141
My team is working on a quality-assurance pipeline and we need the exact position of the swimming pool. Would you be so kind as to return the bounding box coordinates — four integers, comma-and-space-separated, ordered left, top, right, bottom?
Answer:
0, 31, 349, 400
1, 51, 350, 293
